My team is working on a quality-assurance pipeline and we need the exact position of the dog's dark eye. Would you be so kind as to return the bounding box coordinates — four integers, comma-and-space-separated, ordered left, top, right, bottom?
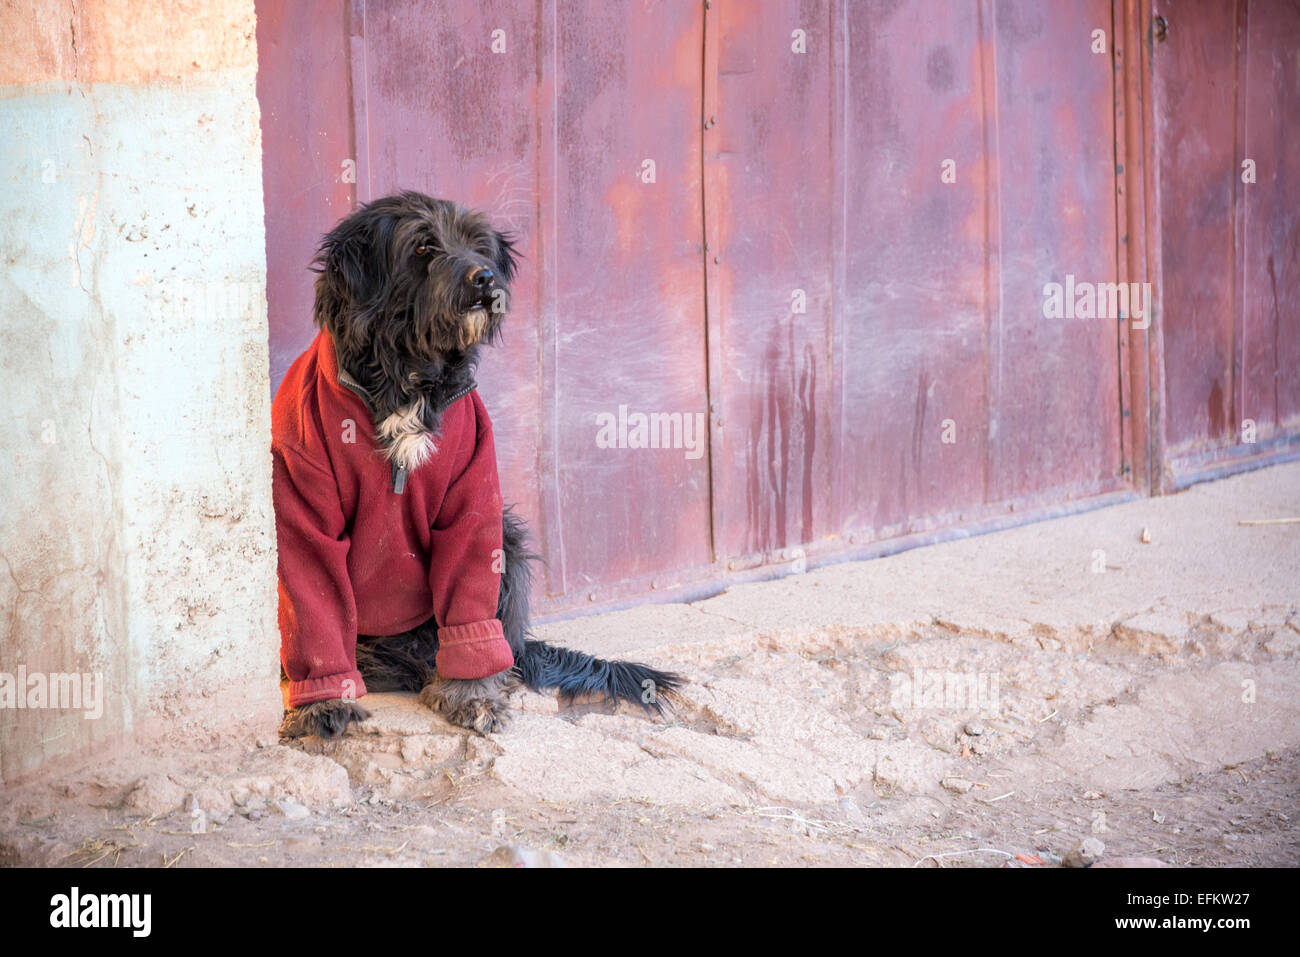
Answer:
415, 245, 432, 255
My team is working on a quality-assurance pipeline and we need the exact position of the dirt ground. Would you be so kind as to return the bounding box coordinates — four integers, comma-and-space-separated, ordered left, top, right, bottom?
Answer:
3, 463, 1298, 868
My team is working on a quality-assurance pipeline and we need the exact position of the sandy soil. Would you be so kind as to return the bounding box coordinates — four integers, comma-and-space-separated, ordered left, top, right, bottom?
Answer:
3, 464, 1298, 868
2, 614, 1297, 868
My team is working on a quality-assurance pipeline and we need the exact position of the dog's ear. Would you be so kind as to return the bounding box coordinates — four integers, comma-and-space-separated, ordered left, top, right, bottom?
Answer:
312, 219, 384, 332
492, 231, 519, 286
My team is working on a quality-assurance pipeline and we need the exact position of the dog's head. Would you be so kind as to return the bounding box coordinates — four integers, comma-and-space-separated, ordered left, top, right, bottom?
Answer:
313, 192, 518, 367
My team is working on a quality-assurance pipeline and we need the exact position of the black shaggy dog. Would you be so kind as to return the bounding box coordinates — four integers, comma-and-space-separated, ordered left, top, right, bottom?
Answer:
278, 191, 683, 739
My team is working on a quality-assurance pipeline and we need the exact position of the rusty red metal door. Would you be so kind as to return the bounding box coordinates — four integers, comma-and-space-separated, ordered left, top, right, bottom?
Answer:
702, 2, 836, 568
703, 0, 1127, 568
1151, 0, 1300, 487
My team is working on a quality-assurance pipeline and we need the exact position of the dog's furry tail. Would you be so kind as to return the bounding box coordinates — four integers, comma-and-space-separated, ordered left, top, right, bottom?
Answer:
502, 509, 683, 714
514, 639, 683, 715
356, 631, 685, 713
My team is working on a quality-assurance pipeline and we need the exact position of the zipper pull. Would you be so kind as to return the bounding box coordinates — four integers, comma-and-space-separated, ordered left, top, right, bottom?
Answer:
391, 462, 407, 495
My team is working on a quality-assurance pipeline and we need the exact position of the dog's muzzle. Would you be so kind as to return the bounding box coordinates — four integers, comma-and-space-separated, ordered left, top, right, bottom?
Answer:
458, 268, 498, 347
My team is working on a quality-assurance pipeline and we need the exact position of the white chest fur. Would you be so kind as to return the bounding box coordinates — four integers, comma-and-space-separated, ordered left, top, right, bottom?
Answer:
376, 397, 437, 470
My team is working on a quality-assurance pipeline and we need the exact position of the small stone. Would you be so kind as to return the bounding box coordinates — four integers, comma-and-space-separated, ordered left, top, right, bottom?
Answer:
839, 797, 867, 825
275, 798, 310, 820
1209, 609, 1253, 635
1112, 612, 1188, 655
123, 776, 186, 817
941, 777, 974, 794
400, 738, 425, 764
465, 737, 502, 766
1264, 631, 1299, 656
1140, 526, 1151, 543
490, 808, 511, 841
1248, 608, 1290, 631
194, 787, 233, 812
963, 722, 985, 737
1063, 837, 1105, 868
480, 845, 565, 868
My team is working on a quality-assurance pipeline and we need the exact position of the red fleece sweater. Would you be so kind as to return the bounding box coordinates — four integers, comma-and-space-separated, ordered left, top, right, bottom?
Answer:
272, 331, 513, 708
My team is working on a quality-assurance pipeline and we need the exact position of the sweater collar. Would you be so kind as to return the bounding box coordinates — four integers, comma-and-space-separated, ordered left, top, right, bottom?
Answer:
319, 330, 376, 410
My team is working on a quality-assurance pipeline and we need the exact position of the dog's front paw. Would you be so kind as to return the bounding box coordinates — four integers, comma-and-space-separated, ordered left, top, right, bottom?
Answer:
419, 674, 512, 735
445, 696, 511, 735
279, 699, 371, 740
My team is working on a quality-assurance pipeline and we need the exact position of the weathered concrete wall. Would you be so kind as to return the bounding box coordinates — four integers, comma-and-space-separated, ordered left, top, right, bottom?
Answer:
0, 0, 281, 784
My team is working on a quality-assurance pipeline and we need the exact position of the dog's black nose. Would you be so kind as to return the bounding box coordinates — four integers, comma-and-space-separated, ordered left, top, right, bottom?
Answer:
468, 267, 495, 289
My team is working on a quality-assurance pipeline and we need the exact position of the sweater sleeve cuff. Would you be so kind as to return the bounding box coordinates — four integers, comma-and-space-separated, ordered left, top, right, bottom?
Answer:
435, 618, 514, 679
287, 669, 367, 708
